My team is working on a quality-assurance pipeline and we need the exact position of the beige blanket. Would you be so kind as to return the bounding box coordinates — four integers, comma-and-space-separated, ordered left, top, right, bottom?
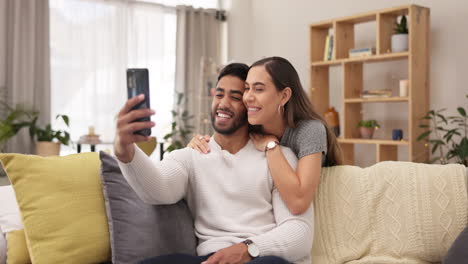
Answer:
312, 161, 467, 264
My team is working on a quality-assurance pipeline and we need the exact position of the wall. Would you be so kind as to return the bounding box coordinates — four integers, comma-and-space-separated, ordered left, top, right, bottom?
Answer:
225, 0, 468, 166
222, 0, 253, 64
0, 0, 6, 90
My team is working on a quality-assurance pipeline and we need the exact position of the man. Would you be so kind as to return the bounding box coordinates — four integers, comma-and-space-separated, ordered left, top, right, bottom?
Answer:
114, 63, 313, 264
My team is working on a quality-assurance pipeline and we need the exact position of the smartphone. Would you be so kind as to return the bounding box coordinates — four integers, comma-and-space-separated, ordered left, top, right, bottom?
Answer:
127, 68, 151, 136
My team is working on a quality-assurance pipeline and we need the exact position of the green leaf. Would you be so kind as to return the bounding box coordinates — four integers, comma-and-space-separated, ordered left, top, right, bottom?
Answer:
417, 130, 431, 141
163, 133, 173, 140
165, 145, 175, 152
62, 115, 70, 127
177, 93, 184, 105
457, 107, 466, 117
419, 124, 429, 128
458, 138, 468, 159
431, 143, 440, 154
436, 114, 448, 124
174, 141, 183, 149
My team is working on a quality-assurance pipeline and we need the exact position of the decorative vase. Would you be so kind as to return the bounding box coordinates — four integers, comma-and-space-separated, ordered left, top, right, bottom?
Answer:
324, 107, 340, 137
359, 127, 375, 139
391, 34, 408, 52
36, 141, 61, 157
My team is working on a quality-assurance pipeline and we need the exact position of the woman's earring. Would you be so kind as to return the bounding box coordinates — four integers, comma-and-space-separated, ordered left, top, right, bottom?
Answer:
277, 104, 284, 116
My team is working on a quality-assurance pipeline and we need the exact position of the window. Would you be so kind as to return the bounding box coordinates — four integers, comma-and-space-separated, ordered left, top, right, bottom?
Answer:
142, 0, 218, 8
50, 0, 178, 155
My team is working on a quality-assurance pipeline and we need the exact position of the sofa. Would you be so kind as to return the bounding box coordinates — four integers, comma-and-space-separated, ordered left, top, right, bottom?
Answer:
0, 151, 466, 264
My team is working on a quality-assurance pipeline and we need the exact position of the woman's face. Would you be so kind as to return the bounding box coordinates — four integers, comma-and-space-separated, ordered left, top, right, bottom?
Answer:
244, 66, 285, 126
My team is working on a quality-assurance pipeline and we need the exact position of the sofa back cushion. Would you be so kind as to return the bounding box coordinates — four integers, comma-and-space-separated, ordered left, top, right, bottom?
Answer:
313, 161, 467, 263
99, 151, 197, 264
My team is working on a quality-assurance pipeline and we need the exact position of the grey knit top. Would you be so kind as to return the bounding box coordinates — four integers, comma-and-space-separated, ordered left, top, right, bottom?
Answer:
280, 119, 328, 166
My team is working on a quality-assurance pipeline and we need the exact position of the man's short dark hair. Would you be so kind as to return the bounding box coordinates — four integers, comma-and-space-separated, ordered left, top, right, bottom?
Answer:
217, 63, 249, 82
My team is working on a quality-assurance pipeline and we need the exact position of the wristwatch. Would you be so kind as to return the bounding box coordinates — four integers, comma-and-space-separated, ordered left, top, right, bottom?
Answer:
242, 239, 259, 258
264, 140, 279, 152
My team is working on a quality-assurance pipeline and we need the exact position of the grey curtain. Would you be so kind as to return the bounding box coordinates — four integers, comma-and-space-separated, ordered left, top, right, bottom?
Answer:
4, 0, 51, 153
175, 6, 222, 140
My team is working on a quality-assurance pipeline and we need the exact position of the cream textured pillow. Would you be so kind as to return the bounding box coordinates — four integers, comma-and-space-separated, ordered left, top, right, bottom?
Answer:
0, 153, 110, 264
313, 162, 467, 264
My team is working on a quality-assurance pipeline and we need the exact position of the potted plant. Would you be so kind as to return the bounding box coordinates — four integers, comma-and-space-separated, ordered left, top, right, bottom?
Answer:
358, 120, 380, 139
417, 95, 467, 166
163, 92, 193, 153
29, 115, 71, 156
0, 103, 38, 152
392, 15, 408, 52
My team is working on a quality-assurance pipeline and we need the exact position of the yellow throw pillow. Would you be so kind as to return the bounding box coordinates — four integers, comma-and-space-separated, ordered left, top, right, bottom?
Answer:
6, 229, 31, 264
0, 153, 110, 264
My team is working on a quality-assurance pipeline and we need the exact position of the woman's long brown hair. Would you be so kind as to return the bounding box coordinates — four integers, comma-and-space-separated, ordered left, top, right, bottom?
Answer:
250, 56, 342, 166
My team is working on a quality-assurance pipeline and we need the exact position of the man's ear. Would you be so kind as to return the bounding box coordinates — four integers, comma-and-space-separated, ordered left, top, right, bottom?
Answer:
281, 87, 292, 106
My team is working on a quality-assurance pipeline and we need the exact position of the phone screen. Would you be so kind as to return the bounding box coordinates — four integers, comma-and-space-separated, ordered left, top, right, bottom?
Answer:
127, 68, 151, 136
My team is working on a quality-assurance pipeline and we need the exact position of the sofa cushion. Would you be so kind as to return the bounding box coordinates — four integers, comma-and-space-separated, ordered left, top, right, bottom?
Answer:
0, 153, 110, 264
99, 151, 197, 264
444, 225, 468, 263
313, 161, 467, 263
0, 185, 30, 264
6, 230, 30, 264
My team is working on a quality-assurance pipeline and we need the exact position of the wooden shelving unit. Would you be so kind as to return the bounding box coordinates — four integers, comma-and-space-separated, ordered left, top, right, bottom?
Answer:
310, 5, 430, 165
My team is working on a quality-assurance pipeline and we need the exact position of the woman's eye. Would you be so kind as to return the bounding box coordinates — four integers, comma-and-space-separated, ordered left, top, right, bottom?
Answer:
244, 87, 250, 91
255, 88, 263, 92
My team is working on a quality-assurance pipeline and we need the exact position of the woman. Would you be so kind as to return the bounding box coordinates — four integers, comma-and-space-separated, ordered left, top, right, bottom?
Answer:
189, 57, 342, 215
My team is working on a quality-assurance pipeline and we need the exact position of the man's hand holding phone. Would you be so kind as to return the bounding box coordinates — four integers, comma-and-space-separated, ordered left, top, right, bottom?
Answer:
114, 94, 155, 163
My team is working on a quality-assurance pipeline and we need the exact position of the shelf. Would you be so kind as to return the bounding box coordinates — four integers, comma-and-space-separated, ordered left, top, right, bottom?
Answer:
311, 52, 408, 67
338, 138, 409, 146
310, 5, 430, 164
344, 97, 409, 103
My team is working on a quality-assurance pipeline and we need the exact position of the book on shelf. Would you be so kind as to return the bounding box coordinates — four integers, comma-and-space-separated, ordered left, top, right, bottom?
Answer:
328, 35, 334, 60
323, 35, 334, 61
361, 89, 392, 98
323, 35, 330, 61
349, 47, 375, 58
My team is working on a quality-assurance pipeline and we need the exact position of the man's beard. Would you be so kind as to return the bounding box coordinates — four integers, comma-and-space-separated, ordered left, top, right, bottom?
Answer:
211, 108, 247, 135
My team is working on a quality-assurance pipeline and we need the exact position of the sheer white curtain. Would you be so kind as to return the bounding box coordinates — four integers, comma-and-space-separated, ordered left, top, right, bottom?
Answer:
49, 0, 176, 152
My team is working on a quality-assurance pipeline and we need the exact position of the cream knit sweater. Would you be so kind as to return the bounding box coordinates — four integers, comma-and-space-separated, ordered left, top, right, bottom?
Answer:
313, 162, 467, 264
118, 139, 314, 264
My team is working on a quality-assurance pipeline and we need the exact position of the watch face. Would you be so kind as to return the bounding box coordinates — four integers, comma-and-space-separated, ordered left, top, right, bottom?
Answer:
248, 243, 260, 257
267, 141, 276, 149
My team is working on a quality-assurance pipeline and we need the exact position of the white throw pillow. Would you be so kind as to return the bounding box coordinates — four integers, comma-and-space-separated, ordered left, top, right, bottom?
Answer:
0, 226, 5, 264
0, 185, 23, 233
